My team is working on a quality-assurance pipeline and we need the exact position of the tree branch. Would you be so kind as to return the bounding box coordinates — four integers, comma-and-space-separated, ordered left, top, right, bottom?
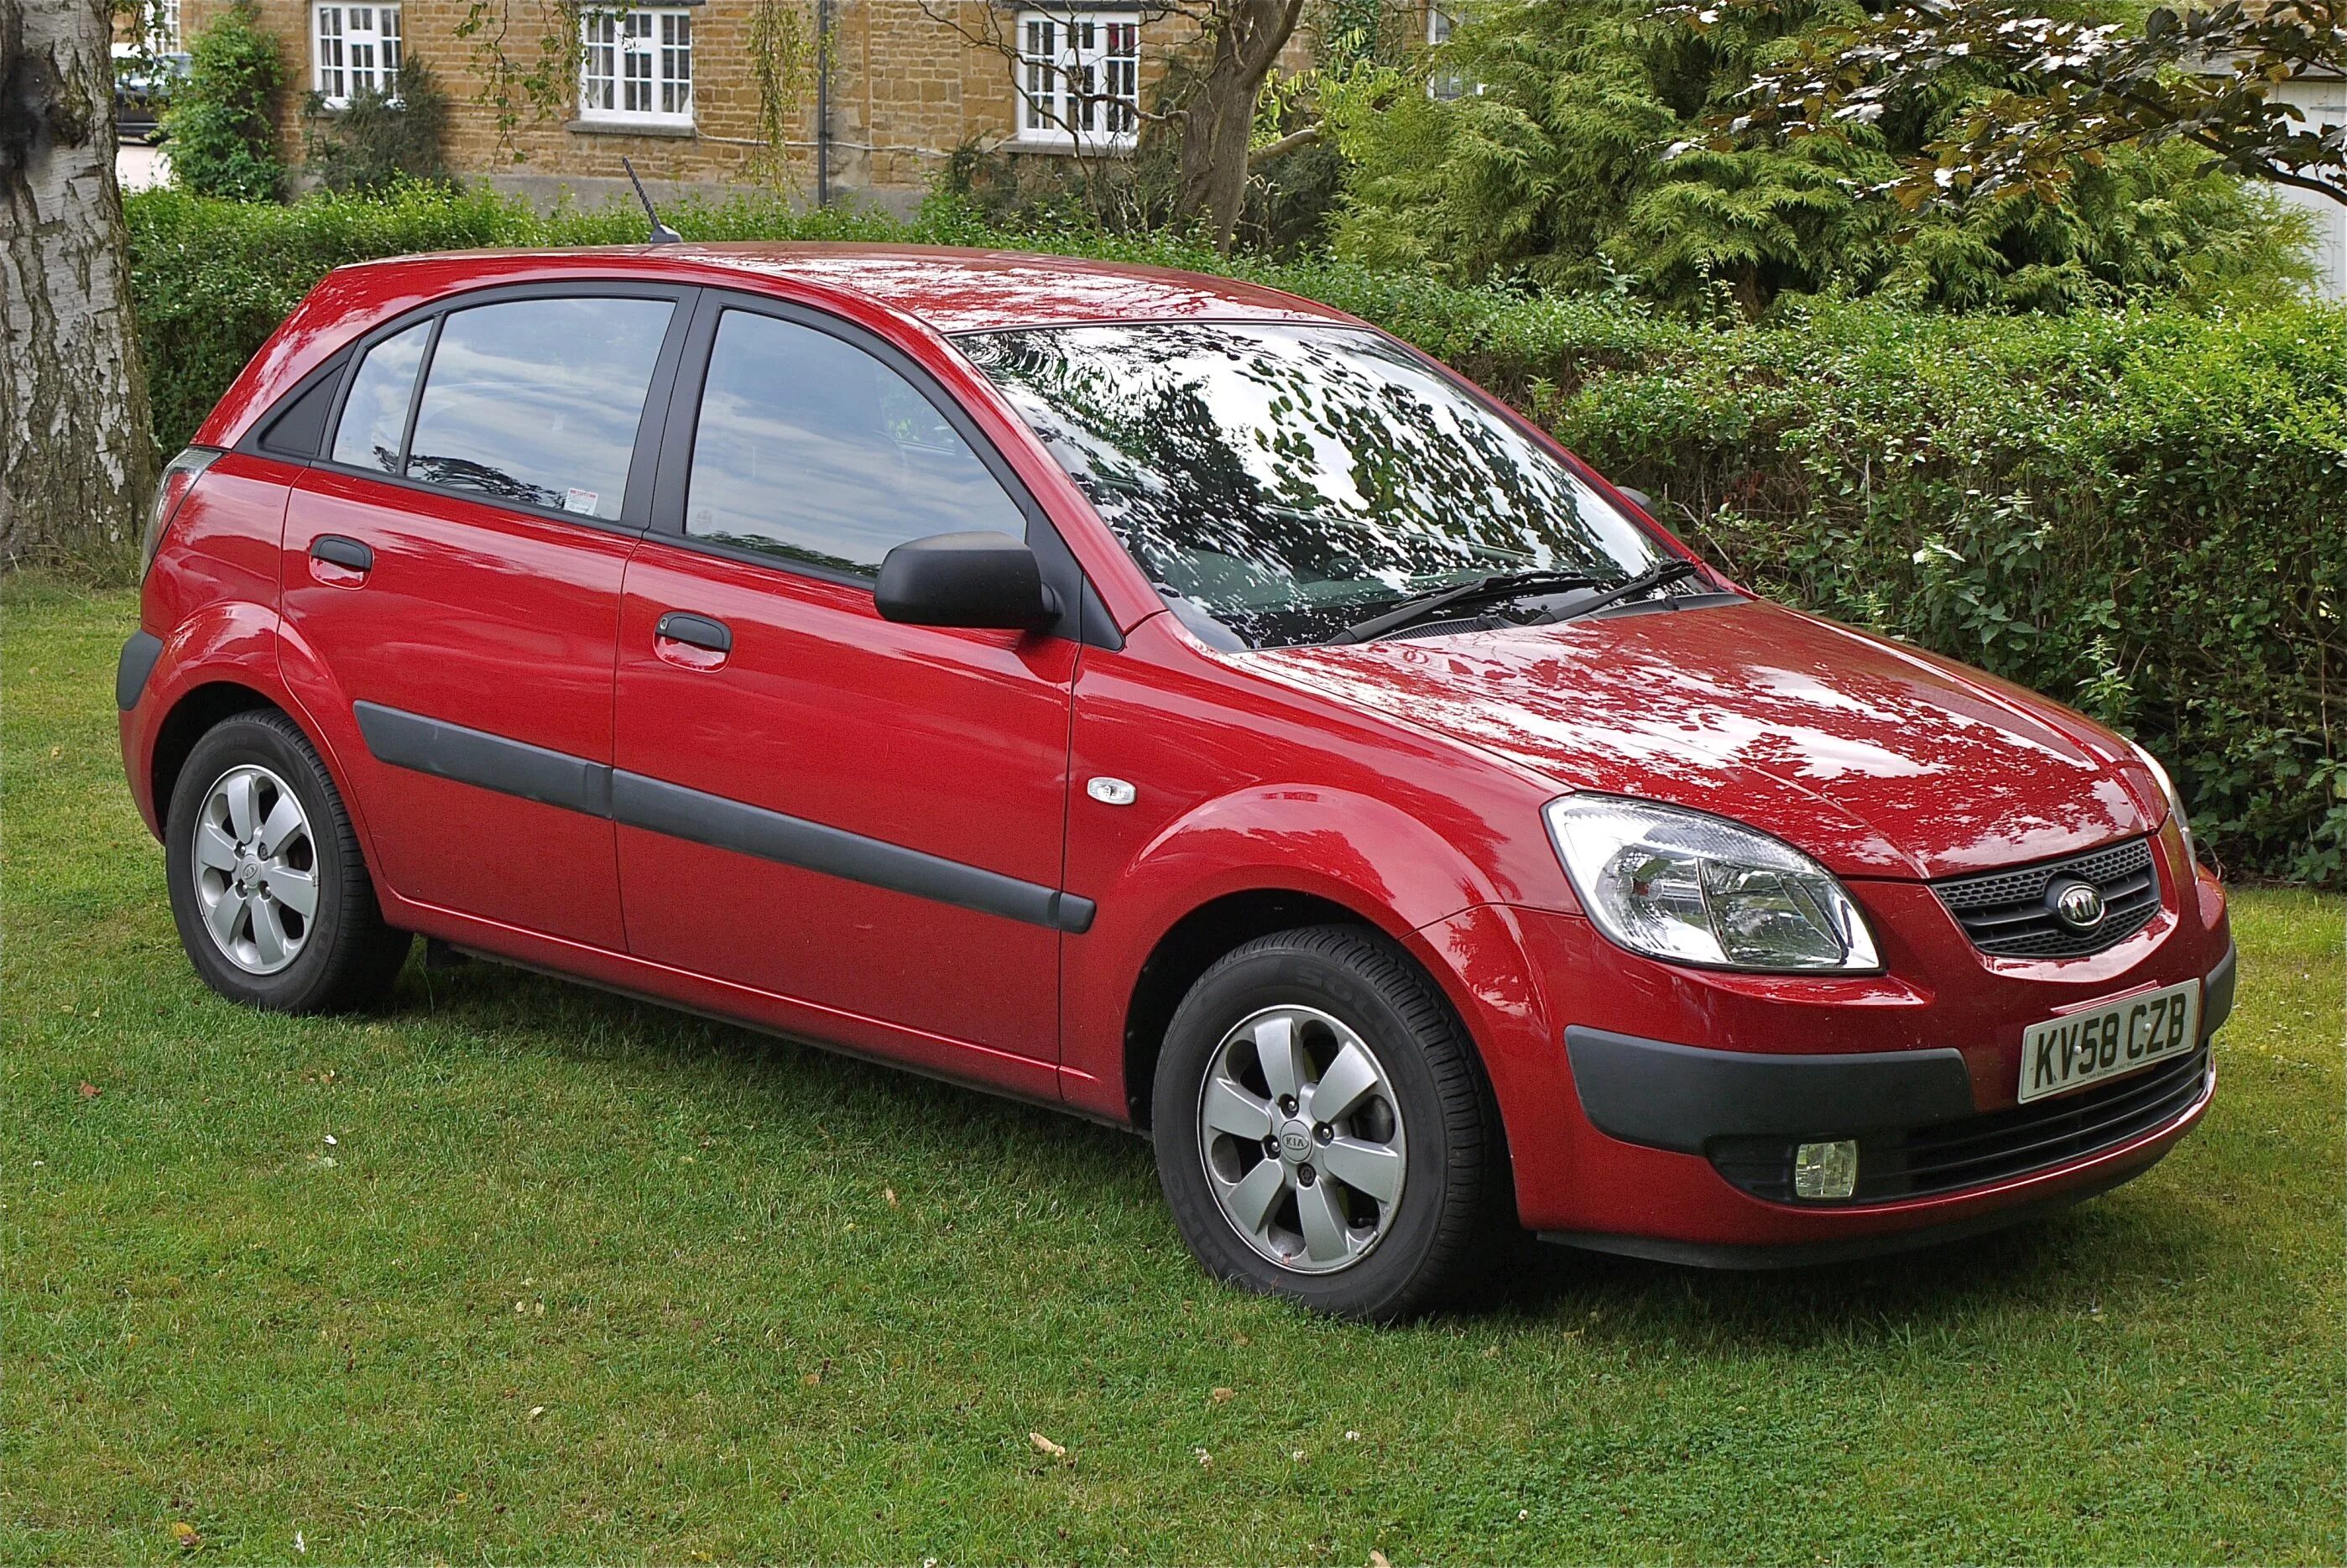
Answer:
1249, 122, 1319, 163
2183, 128, 2347, 205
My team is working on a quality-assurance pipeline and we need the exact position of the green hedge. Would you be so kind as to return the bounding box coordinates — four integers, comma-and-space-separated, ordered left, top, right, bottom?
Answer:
124, 185, 2345, 883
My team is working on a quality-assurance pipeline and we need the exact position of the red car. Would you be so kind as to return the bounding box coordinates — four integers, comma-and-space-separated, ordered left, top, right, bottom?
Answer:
120, 244, 2233, 1320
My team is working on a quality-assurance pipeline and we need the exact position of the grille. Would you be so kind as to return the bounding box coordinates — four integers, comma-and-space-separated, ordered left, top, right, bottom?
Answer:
1710, 1045, 2209, 1204
1933, 837, 2161, 958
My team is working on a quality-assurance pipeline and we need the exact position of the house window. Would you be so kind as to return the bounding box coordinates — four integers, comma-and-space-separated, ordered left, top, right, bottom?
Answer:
139, 0, 181, 53
1426, 5, 1470, 101
580, 7, 694, 128
313, 3, 399, 105
1015, 11, 1140, 150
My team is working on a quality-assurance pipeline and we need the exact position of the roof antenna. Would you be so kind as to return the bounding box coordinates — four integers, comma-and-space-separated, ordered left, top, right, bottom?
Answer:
621, 157, 682, 244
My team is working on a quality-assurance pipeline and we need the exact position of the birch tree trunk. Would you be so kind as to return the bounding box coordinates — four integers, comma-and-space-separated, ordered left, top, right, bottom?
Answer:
2, 0, 157, 573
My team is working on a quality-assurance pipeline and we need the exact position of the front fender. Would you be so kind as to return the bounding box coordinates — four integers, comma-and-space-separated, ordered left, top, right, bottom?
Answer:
1130, 784, 1509, 931
1058, 782, 1517, 1117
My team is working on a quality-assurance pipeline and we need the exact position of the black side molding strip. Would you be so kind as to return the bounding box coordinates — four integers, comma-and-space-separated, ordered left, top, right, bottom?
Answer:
117, 630, 165, 711
1564, 1025, 1975, 1154
611, 772, 1093, 933
354, 701, 614, 817
352, 701, 1094, 935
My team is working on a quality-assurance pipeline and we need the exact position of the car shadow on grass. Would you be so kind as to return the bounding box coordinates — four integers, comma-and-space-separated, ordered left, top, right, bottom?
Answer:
1474, 1181, 2230, 1355
388, 950, 2224, 1345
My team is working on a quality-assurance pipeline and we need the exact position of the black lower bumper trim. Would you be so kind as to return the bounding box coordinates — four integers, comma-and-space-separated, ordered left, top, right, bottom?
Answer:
1565, 1026, 1976, 1154
116, 630, 164, 711
1540, 1144, 2170, 1270
2202, 940, 2237, 1038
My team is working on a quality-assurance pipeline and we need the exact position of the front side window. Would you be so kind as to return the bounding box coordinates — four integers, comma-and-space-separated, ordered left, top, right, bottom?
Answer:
313, 2, 399, 105
683, 310, 1027, 578
397, 297, 675, 520
580, 6, 693, 126
961, 323, 1674, 649
1014, 10, 1139, 149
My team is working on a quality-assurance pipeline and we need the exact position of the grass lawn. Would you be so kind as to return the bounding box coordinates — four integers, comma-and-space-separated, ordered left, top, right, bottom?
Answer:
4, 574, 2340, 1564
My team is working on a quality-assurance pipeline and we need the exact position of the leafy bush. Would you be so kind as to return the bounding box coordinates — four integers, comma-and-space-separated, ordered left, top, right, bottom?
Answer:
164, 3, 288, 202
303, 54, 451, 195
122, 184, 2345, 883
1323, 0, 2315, 317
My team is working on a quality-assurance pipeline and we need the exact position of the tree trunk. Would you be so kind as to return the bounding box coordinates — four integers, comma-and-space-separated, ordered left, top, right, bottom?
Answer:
2, 0, 157, 575
1171, 0, 1305, 253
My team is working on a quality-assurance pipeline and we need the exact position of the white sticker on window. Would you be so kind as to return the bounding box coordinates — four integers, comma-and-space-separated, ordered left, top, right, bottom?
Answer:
564, 487, 599, 514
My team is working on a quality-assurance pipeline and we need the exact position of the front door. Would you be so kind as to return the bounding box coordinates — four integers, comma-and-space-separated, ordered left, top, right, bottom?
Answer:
611, 298, 1080, 1066
281, 286, 689, 948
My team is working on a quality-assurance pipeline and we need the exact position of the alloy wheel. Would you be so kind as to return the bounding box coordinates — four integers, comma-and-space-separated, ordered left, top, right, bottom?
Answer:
190, 763, 318, 976
1195, 1004, 1408, 1274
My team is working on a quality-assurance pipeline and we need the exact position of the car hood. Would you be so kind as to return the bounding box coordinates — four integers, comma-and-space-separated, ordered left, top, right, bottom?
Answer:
1249, 597, 2155, 880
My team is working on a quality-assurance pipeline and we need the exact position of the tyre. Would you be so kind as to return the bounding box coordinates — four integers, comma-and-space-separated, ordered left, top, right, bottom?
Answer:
1152, 925, 1509, 1321
164, 709, 410, 1013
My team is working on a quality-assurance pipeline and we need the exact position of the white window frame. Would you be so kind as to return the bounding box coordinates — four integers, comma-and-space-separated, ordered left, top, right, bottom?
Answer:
1426, 4, 1473, 101
144, 0, 182, 54
1014, 9, 1140, 153
579, 6, 695, 129
312, 3, 401, 107
1425, 3, 1485, 101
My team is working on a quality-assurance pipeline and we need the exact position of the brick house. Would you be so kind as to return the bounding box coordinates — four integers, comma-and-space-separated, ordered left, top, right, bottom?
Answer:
175, 0, 1308, 212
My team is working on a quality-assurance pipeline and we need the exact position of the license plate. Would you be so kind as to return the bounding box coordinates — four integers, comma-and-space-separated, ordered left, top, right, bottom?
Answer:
2018, 979, 2200, 1104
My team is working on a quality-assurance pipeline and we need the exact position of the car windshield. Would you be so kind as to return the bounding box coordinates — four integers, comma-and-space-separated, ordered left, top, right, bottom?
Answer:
957, 322, 1676, 649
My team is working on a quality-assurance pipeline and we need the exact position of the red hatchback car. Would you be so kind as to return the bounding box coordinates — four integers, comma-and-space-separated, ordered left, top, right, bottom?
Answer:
121, 244, 2234, 1319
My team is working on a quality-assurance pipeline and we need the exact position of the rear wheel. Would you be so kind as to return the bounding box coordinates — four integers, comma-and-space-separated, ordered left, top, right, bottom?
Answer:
164, 711, 409, 1012
1152, 925, 1508, 1321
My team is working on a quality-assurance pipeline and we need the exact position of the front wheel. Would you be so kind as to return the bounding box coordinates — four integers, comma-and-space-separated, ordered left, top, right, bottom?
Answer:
1152, 925, 1509, 1321
164, 710, 410, 1013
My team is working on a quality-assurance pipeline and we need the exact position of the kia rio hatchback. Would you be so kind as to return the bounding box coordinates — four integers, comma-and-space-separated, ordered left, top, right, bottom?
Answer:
120, 245, 2234, 1320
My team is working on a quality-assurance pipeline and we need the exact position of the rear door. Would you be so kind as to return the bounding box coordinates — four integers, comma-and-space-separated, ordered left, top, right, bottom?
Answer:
609, 294, 1092, 1068
281, 284, 692, 947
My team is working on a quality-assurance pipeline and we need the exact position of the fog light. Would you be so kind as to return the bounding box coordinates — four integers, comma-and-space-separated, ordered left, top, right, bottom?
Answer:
1793, 1139, 1859, 1201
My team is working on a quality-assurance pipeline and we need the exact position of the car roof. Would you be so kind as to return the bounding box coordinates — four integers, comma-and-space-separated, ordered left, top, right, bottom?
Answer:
355, 242, 1364, 336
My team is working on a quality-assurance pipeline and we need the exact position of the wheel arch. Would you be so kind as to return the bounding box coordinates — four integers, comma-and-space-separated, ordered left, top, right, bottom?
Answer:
1123, 888, 1383, 1128
1129, 898, 1527, 1279
150, 680, 284, 825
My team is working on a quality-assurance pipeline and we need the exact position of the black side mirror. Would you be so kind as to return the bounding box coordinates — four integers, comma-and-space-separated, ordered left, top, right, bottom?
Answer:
1617, 486, 1654, 514
875, 531, 1060, 630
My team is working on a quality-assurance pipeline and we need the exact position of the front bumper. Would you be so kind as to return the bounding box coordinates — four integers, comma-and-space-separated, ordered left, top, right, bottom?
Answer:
1567, 940, 2230, 1199
1413, 823, 2232, 1259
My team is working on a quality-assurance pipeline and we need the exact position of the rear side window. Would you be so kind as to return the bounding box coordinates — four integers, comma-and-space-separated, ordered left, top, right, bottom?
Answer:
330, 321, 430, 473
682, 310, 1025, 576
403, 297, 674, 521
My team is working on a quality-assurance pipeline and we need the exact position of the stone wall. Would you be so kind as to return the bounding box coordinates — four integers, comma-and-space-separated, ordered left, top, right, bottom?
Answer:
176, 0, 1275, 210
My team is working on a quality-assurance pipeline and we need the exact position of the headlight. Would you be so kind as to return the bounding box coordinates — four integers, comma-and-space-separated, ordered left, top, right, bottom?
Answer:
2126, 738, 2196, 869
1544, 795, 1880, 972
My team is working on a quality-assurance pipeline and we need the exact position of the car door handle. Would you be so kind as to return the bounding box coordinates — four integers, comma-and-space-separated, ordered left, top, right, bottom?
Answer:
655, 612, 733, 653
307, 534, 372, 586
309, 534, 373, 572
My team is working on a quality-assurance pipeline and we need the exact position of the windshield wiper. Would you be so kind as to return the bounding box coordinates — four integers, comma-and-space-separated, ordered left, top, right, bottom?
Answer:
1543, 559, 1703, 624
1332, 569, 1610, 644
